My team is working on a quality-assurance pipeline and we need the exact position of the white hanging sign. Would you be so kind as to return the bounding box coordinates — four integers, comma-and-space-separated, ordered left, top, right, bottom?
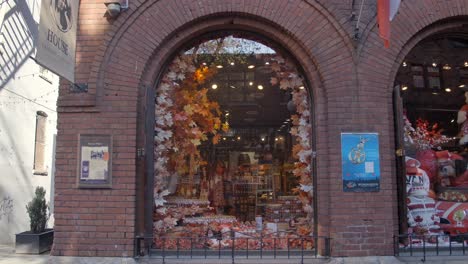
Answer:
36, 0, 80, 83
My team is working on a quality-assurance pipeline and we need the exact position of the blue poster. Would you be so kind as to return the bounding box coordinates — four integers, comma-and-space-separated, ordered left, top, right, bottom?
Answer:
341, 133, 380, 192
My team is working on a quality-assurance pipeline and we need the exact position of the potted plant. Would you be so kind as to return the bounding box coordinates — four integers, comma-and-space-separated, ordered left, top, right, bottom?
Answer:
15, 187, 53, 254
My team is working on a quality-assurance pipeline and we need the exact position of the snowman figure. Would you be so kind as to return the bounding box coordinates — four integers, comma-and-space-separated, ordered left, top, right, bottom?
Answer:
405, 157, 440, 236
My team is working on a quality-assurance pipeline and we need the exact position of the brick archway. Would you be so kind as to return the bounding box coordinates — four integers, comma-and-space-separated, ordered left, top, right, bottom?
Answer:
54, 0, 362, 257
388, 16, 468, 239
131, 15, 342, 256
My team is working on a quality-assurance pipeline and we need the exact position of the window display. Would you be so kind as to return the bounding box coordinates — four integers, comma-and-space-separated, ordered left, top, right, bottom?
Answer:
396, 30, 468, 247
152, 34, 314, 251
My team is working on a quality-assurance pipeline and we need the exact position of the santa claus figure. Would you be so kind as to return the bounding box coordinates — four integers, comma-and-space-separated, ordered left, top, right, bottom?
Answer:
457, 92, 468, 145
406, 157, 440, 236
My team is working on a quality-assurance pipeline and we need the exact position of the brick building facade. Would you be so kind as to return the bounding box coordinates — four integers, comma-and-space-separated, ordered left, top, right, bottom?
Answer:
52, 0, 468, 257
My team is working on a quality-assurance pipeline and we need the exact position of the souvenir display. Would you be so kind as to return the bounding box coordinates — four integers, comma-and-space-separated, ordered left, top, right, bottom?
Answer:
402, 91, 468, 247
152, 35, 314, 249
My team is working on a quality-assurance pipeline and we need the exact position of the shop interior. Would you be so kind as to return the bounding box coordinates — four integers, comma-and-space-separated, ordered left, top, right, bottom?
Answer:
395, 27, 468, 245
152, 35, 314, 250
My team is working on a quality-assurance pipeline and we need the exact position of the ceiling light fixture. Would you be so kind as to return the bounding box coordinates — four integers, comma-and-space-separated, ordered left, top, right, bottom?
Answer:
248, 65, 255, 69
275, 137, 279, 141
211, 84, 218, 89
257, 85, 264, 90
237, 136, 241, 140
445, 88, 452, 92
401, 85, 408, 91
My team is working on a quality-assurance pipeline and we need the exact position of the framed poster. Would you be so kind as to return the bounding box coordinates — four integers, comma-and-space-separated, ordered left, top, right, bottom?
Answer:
77, 134, 112, 188
341, 133, 380, 192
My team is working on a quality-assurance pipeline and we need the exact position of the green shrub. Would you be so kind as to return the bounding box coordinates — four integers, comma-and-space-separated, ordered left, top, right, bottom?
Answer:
26, 187, 49, 233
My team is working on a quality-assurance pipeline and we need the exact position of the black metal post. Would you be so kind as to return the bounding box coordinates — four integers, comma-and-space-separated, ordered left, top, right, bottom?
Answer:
422, 238, 426, 262
204, 237, 207, 259
260, 234, 263, 259
176, 238, 180, 259
162, 238, 166, 264
301, 237, 304, 264
246, 238, 249, 259
274, 238, 277, 259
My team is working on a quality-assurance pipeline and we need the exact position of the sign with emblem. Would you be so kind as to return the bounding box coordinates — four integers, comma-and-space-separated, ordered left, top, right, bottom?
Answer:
36, 0, 79, 82
341, 133, 381, 192
77, 134, 112, 188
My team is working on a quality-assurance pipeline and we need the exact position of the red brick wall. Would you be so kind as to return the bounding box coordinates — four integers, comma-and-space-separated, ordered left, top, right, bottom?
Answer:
53, 0, 468, 257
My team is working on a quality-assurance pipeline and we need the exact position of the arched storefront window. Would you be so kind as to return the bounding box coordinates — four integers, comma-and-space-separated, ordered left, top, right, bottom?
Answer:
152, 33, 315, 251
395, 28, 468, 246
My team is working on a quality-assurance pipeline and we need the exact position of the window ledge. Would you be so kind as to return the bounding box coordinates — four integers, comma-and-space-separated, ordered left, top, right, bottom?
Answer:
33, 170, 48, 176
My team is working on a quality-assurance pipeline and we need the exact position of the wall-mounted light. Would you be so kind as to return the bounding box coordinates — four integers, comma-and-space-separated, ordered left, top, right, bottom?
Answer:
442, 64, 451, 70
216, 65, 223, 69
248, 65, 255, 69
401, 85, 408, 91
459, 84, 466, 88
230, 62, 235, 66
465, 62, 468, 67
299, 86, 305, 90
432, 62, 437, 67
402, 61, 407, 67
249, 82, 254, 86
105, 1, 129, 18
445, 87, 452, 92
257, 85, 264, 90
211, 84, 218, 90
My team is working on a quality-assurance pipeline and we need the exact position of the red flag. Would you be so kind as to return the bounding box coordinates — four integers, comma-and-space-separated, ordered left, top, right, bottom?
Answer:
377, 0, 390, 48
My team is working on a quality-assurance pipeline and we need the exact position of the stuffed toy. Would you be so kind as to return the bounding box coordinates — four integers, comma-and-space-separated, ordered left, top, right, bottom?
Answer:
416, 149, 437, 182
457, 91, 468, 145
436, 150, 463, 187
406, 157, 440, 236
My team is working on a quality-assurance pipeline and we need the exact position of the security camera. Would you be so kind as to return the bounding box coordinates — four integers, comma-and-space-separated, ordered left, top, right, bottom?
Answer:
105, 2, 121, 18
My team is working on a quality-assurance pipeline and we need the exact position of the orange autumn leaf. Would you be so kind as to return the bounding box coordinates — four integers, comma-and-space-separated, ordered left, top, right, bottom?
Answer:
212, 134, 221, 145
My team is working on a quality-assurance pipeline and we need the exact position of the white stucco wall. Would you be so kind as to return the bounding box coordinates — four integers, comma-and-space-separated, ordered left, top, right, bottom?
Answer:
0, 0, 58, 244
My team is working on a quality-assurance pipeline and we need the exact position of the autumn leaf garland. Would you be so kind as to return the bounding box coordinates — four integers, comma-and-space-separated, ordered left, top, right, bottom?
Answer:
270, 55, 314, 230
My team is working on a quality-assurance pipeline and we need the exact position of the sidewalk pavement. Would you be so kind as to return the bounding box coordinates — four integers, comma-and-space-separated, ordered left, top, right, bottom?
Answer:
1, 244, 467, 264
